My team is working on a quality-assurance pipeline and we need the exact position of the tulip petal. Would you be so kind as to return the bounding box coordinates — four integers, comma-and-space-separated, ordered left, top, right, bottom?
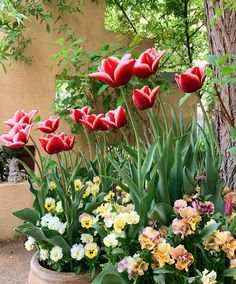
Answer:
102, 57, 120, 80
115, 107, 127, 128
8, 141, 26, 149
150, 86, 160, 104
46, 136, 65, 155
152, 50, 166, 73
132, 89, 151, 110
177, 73, 201, 93
114, 59, 135, 86
133, 63, 152, 78
89, 72, 116, 88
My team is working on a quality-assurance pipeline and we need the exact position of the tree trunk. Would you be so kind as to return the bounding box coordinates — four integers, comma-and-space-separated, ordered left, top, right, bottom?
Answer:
204, 0, 236, 190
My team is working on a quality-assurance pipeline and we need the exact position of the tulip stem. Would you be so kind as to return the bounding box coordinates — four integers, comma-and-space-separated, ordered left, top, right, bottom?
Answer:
84, 127, 93, 161
120, 128, 129, 145
24, 146, 43, 179
120, 88, 142, 195
29, 135, 43, 171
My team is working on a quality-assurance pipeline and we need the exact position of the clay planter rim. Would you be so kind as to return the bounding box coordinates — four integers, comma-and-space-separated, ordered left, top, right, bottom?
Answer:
29, 253, 92, 282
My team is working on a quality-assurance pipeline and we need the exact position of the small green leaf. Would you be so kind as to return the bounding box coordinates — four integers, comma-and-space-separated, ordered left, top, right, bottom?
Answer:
98, 84, 109, 96
199, 223, 219, 240
223, 268, 236, 277
179, 93, 192, 106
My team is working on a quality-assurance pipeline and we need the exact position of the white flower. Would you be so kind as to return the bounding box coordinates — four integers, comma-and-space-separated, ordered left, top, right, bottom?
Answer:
206, 219, 217, 227
81, 234, 93, 244
71, 244, 84, 261
103, 233, 118, 248
47, 216, 66, 235
55, 201, 63, 214
39, 248, 49, 261
126, 211, 140, 225
25, 237, 35, 251
103, 212, 116, 228
202, 269, 217, 284
50, 246, 63, 262
41, 213, 53, 227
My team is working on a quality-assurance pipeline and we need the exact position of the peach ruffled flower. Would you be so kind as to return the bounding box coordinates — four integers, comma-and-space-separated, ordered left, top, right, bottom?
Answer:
151, 242, 175, 269
138, 227, 161, 250
170, 245, 194, 272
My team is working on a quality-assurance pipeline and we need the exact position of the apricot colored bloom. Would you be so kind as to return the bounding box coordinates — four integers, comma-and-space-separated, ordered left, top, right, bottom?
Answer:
44, 198, 56, 212
139, 227, 161, 250
203, 234, 221, 252
129, 258, 149, 279
201, 269, 217, 284
172, 218, 192, 238
173, 199, 187, 214
180, 206, 201, 231
151, 242, 174, 269
215, 231, 236, 258
171, 245, 194, 272
84, 242, 99, 259
79, 213, 94, 229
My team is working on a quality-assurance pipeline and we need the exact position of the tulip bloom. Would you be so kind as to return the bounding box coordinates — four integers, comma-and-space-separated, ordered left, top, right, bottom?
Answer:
39, 133, 66, 155
38, 116, 60, 133
4, 110, 38, 128
133, 48, 166, 78
89, 54, 135, 88
101, 107, 127, 129
70, 107, 91, 123
0, 124, 31, 149
79, 114, 109, 131
132, 86, 160, 110
175, 64, 206, 93
58, 132, 75, 151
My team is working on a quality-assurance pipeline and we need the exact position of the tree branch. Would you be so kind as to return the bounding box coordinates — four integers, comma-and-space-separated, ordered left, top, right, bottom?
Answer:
114, 0, 138, 34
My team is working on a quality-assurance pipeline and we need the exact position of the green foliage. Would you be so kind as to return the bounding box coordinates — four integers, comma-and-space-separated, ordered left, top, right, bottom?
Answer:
0, 0, 84, 68
105, 0, 208, 69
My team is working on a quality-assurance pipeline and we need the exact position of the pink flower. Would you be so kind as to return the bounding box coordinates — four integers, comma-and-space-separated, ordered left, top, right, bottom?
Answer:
173, 199, 188, 214
70, 107, 91, 123
172, 218, 186, 237
192, 200, 215, 216
58, 133, 75, 151
0, 124, 31, 149
79, 114, 109, 131
225, 200, 232, 216
132, 86, 160, 110
39, 133, 65, 155
133, 48, 166, 78
89, 54, 135, 88
101, 107, 127, 129
175, 64, 206, 93
38, 116, 60, 133
117, 256, 133, 273
4, 110, 38, 128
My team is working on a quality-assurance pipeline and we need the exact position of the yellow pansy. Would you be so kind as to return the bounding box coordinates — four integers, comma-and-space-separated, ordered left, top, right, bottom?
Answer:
84, 242, 99, 259
79, 213, 94, 229
48, 181, 56, 191
113, 214, 126, 233
44, 198, 56, 212
74, 179, 83, 191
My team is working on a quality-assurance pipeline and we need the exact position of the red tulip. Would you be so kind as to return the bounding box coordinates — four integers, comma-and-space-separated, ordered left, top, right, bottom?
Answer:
175, 64, 206, 93
4, 110, 38, 128
133, 48, 166, 78
132, 86, 160, 110
101, 107, 127, 129
38, 116, 60, 133
39, 133, 65, 155
57, 132, 75, 151
89, 54, 135, 88
0, 124, 31, 149
79, 114, 109, 131
70, 107, 91, 123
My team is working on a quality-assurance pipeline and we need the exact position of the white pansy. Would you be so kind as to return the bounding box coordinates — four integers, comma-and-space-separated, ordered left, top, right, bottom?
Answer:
41, 213, 53, 227
103, 212, 116, 228
103, 233, 118, 248
47, 216, 66, 235
39, 248, 49, 261
25, 237, 35, 251
202, 269, 217, 284
55, 201, 63, 214
81, 234, 93, 244
71, 244, 85, 261
50, 246, 63, 262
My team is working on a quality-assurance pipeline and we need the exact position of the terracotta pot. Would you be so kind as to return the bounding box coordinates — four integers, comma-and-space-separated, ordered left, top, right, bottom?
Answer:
28, 253, 93, 284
